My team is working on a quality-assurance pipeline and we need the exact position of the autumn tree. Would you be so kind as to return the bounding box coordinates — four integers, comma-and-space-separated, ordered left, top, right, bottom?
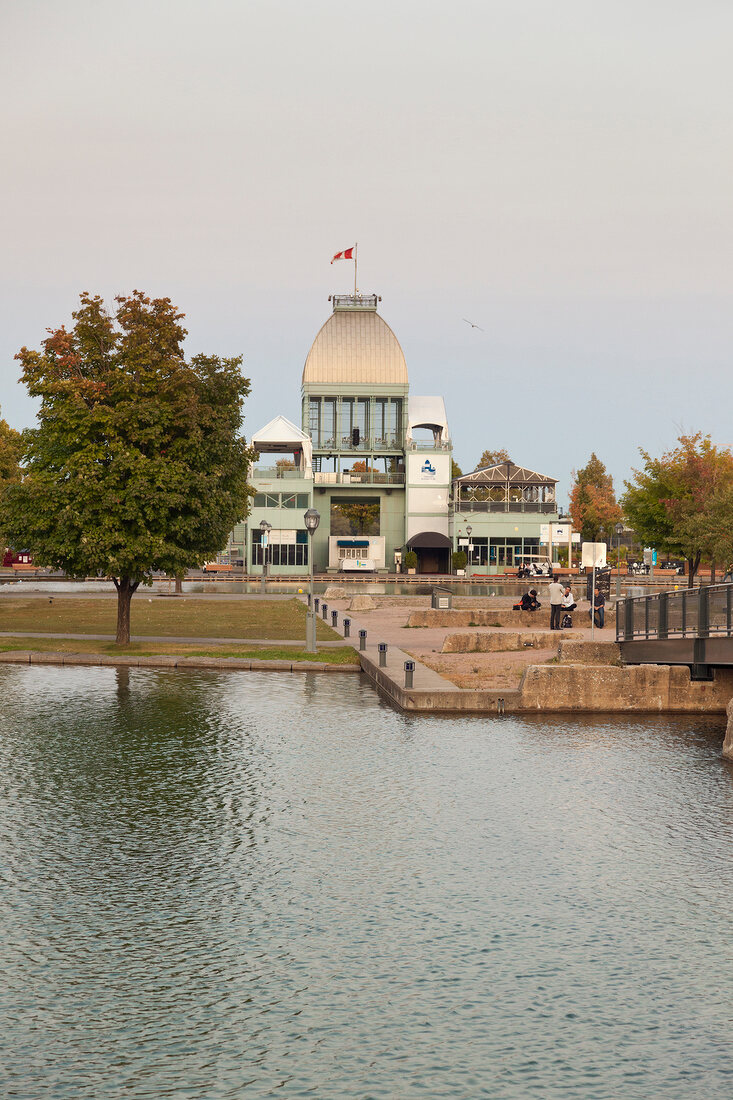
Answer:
622, 432, 733, 587
475, 447, 511, 471
451, 459, 463, 480
0, 291, 255, 642
569, 453, 621, 542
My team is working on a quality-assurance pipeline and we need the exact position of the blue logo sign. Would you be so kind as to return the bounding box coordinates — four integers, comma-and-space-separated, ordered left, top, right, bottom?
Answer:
421, 459, 436, 476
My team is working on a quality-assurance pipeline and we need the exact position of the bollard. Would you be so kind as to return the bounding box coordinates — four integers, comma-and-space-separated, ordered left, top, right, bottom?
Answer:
343, 618, 351, 638
378, 642, 388, 667
404, 660, 415, 688
359, 629, 367, 651
314, 597, 320, 614
307, 593, 312, 608
321, 602, 328, 620
331, 610, 338, 628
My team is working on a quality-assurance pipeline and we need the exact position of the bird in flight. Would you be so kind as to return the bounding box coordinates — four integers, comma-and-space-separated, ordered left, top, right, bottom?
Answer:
463, 318, 484, 331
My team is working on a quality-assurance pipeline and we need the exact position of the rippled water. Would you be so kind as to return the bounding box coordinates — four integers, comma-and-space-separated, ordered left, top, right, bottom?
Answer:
1, 668, 732, 1098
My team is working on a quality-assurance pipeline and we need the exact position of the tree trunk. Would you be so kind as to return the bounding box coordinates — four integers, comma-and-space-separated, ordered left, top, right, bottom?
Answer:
711, 559, 716, 586
114, 576, 140, 645
687, 553, 701, 589
175, 576, 182, 594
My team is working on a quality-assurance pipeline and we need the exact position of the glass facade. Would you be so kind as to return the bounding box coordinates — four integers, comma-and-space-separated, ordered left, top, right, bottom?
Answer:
251, 529, 309, 567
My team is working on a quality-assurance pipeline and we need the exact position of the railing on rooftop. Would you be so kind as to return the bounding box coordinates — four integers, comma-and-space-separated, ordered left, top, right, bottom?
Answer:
616, 583, 733, 643
331, 294, 379, 310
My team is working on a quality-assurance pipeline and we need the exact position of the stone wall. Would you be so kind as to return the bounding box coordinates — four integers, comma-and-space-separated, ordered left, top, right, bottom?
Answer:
519, 663, 733, 713
408, 607, 615, 630
723, 699, 733, 761
442, 630, 581, 653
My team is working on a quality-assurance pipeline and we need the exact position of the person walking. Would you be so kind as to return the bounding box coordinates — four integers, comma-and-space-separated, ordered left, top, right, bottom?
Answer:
548, 577, 565, 630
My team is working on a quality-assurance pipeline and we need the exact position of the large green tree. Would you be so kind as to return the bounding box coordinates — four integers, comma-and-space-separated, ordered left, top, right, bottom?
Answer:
0, 409, 23, 552
622, 432, 733, 587
0, 291, 255, 642
569, 453, 621, 542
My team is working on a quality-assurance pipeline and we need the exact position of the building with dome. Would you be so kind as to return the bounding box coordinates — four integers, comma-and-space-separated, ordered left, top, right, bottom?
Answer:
225, 293, 560, 576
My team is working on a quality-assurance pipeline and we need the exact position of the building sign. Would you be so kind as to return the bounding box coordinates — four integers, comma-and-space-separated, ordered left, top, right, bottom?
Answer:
419, 458, 437, 481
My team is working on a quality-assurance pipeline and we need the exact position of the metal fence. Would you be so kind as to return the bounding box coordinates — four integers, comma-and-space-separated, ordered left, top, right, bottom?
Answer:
616, 583, 733, 642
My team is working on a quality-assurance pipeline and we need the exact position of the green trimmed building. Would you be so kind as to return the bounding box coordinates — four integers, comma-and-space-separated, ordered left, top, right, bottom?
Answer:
225, 293, 559, 575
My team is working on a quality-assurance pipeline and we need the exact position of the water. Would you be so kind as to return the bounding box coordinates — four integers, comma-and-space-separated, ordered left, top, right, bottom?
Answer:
1, 667, 731, 1098
1, 578, 662, 598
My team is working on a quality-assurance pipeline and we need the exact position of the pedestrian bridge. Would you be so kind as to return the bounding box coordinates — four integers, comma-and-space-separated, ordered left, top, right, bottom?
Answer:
616, 583, 733, 678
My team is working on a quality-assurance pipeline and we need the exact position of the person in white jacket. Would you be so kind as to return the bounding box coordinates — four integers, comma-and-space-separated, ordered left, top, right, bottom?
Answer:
548, 579, 565, 630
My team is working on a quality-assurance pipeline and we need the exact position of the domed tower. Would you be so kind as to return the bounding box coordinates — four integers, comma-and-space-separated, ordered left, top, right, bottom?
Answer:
301, 293, 409, 572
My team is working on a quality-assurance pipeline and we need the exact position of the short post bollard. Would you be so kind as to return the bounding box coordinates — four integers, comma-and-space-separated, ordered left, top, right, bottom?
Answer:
321, 602, 328, 620
343, 618, 351, 638
378, 642, 388, 667
359, 629, 367, 651
404, 660, 415, 688
314, 597, 320, 614
331, 610, 338, 628
307, 592, 312, 608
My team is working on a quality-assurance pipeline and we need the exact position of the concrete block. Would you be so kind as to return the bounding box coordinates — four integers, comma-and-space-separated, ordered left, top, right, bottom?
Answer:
0, 651, 32, 663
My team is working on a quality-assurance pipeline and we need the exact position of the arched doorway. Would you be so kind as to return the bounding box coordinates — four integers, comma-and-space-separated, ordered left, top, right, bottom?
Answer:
406, 532, 452, 575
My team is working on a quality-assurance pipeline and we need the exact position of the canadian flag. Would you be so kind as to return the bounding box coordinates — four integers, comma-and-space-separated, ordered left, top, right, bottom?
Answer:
331, 247, 355, 263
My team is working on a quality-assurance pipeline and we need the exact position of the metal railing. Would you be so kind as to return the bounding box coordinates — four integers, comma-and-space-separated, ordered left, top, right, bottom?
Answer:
253, 466, 306, 479
454, 501, 558, 514
616, 583, 733, 642
310, 435, 402, 451
313, 470, 405, 486
406, 440, 451, 451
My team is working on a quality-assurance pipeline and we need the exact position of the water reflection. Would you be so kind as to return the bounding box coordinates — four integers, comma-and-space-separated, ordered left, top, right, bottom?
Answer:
1, 669, 732, 1098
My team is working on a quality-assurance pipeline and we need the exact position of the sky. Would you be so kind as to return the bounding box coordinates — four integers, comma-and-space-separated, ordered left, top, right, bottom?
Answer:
2, 0, 732, 508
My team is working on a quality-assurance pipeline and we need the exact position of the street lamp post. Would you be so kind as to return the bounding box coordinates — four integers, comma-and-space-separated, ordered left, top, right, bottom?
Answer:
259, 520, 271, 594
615, 522, 624, 599
304, 507, 320, 652
466, 524, 472, 582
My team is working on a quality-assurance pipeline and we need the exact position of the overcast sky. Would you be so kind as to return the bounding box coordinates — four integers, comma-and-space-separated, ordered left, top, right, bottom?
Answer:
2, 0, 731, 506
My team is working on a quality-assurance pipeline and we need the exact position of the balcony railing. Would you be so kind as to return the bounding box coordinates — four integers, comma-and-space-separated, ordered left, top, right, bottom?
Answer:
406, 440, 451, 451
314, 471, 405, 486
453, 501, 558, 513
310, 435, 402, 452
252, 466, 307, 479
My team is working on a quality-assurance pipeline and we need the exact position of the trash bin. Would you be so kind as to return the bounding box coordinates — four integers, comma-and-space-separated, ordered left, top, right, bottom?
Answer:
431, 587, 453, 610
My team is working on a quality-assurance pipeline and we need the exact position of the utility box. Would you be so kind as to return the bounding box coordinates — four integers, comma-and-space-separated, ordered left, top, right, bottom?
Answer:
431, 587, 453, 610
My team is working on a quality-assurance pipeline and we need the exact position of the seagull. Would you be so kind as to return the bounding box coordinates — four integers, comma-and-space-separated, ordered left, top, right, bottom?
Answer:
463, 318, 484, 331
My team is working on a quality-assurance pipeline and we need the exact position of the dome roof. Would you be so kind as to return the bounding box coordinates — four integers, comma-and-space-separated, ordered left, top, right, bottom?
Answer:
302, 299, 408, 387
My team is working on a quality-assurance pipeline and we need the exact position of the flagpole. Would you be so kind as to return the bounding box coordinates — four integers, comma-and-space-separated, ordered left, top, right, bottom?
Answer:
354, 242, 358, 296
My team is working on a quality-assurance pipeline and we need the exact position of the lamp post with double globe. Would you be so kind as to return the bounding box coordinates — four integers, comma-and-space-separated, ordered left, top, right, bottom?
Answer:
304, 507, 320, 652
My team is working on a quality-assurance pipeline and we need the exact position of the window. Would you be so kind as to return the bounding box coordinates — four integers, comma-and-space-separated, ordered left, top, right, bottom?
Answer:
330, 497, 380, 536
309, 399, 320, 444
251, 530, 309, 566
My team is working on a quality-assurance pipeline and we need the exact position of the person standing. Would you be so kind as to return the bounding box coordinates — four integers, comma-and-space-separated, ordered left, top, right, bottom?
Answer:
548, 577, 565, 630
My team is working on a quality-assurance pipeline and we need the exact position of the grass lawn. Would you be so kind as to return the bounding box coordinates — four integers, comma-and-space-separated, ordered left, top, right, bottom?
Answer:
0, 636, 359, 664
0, 596, 338, 641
